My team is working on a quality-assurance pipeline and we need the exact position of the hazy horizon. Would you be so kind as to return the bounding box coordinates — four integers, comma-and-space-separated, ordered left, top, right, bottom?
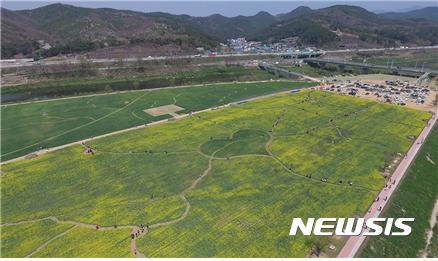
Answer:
1, 1, 436, 17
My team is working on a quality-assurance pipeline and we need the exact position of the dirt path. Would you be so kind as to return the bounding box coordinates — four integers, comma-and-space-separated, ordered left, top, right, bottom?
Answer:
265, 105, 378, 192
2, 92, 150, 159
419, 196, 438, 257
3, 215, 139, 257
0, 217, 52, 227
26, 226, 77, 257
1, 216, 135, 230
130, 146, 217, 257
0, 111, 415, 257
2, 80, 292, 107
2, 87, 299, 165
129, 139, 274, 257
338, 113, 438, 258
2, 144, 275, 257
130, 227, 146, 258
131, 111, 147, 121
2, 90, 411, 257
172, 94, 182, 105
4, 184, 196, 258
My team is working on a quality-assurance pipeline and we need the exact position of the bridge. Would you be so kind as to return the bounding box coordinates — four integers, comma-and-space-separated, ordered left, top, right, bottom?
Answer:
258, 62, 321, 82
303, 58, 438, 77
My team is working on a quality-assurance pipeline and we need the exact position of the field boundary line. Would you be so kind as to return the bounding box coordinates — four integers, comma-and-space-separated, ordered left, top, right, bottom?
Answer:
338, 113, 437, 258
25, 225, 77, 258
1, 92, 150, 158
265, 107, 379, 192
161, 107, 385, 258
1, 88, 300, 165
1, 216, 135, 230
1, 217, 52, 226
3, 90, 428, 257
131, 111, 147, 121
130, 141, 227, 257
1, 80, 296, 107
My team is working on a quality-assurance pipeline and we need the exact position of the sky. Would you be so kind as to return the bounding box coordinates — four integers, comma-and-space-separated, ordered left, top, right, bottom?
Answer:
1, 1, 436, 16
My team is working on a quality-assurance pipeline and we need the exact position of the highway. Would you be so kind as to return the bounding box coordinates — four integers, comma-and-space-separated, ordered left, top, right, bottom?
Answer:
325, 45, 438, 54
258, 62, 321, 82
2, 45, 437, 69
0, 53, 275, 69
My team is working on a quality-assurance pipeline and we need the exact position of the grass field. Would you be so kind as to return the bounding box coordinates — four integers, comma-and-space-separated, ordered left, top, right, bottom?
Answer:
281, 65, 338, 78
1, 81, 315, 161
431, 225, 438, 257
1, 66, 277, 103
32, 227, 132, 257
281, 64, 384, 78
360, 124, 438, 258
0, 219, 73, 257
1, 90, 430, 257
351, 52, 438, 70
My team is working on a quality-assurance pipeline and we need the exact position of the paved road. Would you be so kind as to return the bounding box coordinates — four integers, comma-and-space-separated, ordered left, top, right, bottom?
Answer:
324, 45, 438, 54
337, 112, 438, 258
304, 58, 438, 76
2, 46, 437, 68
0, 53, 273, 68
1, 88, 299, 165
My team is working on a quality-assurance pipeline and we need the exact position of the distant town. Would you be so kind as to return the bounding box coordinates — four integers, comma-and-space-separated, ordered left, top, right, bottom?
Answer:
224, 37, 325, 57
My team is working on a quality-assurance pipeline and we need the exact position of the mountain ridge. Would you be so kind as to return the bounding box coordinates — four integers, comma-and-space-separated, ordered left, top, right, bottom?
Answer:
1, 3, 437, 59
1, 3, 220, 59
380, 6, 438, 22
251, 5, 438, 48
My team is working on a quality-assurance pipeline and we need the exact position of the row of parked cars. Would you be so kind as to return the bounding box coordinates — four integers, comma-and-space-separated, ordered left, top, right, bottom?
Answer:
323, 79, 430, 106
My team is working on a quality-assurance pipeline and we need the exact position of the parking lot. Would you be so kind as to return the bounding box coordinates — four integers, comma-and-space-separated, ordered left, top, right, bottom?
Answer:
318, 75, 437, 112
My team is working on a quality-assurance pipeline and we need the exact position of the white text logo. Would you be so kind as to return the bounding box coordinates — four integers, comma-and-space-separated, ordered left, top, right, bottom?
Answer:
289, 218, 414, 236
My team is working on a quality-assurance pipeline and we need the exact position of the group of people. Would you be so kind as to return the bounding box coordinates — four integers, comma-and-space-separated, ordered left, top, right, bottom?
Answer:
370, 177, 396, 214
131, 223, 149, 239
82, 142, 95, 155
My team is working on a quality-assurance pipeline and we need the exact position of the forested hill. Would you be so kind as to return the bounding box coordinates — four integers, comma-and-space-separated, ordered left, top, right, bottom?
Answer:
2, 3, 438, 59
1, 3, 220, 59
251, 5, 438, 48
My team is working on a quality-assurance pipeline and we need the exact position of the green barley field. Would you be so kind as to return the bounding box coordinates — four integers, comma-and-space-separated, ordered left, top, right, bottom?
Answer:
360, 124, 438, 258
1, 90, 431, 257
1, 81, 315, 161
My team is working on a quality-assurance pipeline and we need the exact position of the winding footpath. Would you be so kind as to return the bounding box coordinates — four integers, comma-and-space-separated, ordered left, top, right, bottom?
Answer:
2, 80, 289, 107
3, 89, 431, 257
26, 226, 77, 258
1, 216, 136, 230
337, 113, 437, 258
1, 153, 215, 258
1, 216, 136, 257
130, 144, 219, 257
1, 86, 300, 166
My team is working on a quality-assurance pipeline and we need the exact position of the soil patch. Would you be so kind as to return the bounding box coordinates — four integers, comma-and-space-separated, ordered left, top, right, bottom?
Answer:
144, 104, 184, 117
